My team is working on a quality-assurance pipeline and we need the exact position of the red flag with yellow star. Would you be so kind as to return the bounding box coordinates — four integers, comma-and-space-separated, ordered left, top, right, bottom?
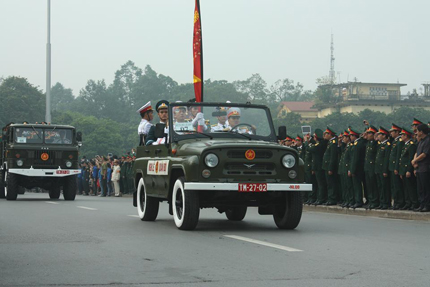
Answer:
193, 0, 203, 102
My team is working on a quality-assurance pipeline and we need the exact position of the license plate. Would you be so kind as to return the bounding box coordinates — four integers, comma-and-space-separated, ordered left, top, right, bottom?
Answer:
238, 183, 267, 192
56, 170, 70, 174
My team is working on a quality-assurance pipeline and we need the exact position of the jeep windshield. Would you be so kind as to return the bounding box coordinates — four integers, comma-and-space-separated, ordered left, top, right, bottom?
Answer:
170, 102, 277, 142
14, 127, 73, 145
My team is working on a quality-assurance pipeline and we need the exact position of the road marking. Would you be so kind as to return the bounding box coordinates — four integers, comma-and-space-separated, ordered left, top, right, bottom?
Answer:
224, 235, 303, 252
77, 206, 98, 211
127, 215, 140, 218
45, 201, 60, 204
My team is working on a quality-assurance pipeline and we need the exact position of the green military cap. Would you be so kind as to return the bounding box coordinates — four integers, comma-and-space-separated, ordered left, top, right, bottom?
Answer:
412, 118, 423, 126
314, 128, 323, 140
324, 127, 336, 136
155, 100, 169, 112
348, 127, 360, 136
389, 123, 402, 132
400, 127, 413, 137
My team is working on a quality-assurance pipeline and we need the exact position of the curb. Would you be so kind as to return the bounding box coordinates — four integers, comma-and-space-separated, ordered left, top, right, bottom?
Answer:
303, 205, 430, 221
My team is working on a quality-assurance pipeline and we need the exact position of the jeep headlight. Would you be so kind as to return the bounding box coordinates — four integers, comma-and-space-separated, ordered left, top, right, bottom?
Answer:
17, 159, 24, 167
66, 161, 72, 168
282, 154, 295, 168
204, 153, 219, 168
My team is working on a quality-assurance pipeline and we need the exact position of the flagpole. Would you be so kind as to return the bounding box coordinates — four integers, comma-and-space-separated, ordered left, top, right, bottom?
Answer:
197, 0, 203, 102
45, 0, 52, 123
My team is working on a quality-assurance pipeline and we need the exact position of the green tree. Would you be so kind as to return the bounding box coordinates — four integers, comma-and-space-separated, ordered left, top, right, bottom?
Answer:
0, 76, 45, 127
234, 74, 272, 105
51, 82, 75, 112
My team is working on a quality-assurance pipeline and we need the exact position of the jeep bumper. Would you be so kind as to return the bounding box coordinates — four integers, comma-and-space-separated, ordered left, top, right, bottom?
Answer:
183, 182, 312, 191
9, 168, 81, 177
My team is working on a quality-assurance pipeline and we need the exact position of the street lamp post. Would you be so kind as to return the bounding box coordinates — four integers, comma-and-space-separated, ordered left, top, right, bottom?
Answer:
45, 0, 51, 123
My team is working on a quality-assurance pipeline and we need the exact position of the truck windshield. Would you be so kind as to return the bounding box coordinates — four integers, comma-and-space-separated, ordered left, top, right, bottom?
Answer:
170, 103, 276, 142
14, 128, 73, 144
45, 129, 73, 144
14, 127, 43, 144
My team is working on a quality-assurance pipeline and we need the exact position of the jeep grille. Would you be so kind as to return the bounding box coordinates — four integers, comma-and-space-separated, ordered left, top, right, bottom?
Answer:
227, 150, 273, 159
224, 162, 275, 176
32, 150, 57, 167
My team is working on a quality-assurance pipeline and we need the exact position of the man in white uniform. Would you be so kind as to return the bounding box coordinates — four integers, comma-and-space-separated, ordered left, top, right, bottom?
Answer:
137, 101, 154, 146
211, 106, 230, 132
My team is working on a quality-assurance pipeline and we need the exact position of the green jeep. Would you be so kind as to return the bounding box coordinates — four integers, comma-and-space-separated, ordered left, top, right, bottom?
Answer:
132, 102, 311, 230
0, 123, 82, 200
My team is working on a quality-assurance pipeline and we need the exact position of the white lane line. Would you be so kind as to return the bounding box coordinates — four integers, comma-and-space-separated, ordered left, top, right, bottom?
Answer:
127, 215, 140, 218
45, 201, 60, 204
77, 206, 98, 211
224, 235, 303, 252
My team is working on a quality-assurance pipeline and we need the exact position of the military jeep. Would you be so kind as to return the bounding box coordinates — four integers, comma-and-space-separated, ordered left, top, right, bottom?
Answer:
0, 123, 82, 200
132, 102, 311, 230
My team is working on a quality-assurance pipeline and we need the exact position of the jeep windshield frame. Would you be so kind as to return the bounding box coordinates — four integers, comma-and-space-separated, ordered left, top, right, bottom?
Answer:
169, 102, 277, 143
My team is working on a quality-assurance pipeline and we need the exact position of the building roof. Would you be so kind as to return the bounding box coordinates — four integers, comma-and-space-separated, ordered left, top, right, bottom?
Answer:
280, 101, 317, 112
320, 82, 407, 88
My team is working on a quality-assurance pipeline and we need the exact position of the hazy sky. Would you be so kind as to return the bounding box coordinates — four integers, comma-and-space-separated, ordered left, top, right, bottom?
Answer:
1, 0, 429, 96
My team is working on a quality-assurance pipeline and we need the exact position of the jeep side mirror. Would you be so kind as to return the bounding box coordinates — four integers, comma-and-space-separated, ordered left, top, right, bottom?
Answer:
278, 126, 287, 141
155, 123, 166, 139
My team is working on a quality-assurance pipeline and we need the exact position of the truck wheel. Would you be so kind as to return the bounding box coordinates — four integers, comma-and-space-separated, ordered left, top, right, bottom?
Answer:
137, 178, 159, 221
63, 175, 76, 201
49, 182, 61, 199
273, 192, 303, 230
172, 176, 199, 230
225, 206, 247, 221
0, 170, 5, 199
6, 172, 19, 200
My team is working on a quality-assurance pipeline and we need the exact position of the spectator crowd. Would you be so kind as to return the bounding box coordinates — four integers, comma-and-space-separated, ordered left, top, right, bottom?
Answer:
77, 149, 137, 197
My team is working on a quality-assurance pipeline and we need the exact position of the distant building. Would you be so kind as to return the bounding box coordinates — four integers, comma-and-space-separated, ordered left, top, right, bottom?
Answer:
277, 101, 318, 123
317, 81, 430, 117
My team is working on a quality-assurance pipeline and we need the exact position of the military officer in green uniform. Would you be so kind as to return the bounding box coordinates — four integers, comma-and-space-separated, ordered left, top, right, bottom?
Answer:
304, 134, 318, 204
121, 156, 130, 194
308, 128, 328, 205
322, 127, 338, 205
337, 132, 346, 205
349, 127, 366, 208
295, 135, 308, 202
389, 123, 405, 209
375, 127, 391, 209
364, 126, 379, 209
341, 131, 354, 207
127, 156, 135, 194
399, 128, 419, 210
411, 118, 424, 142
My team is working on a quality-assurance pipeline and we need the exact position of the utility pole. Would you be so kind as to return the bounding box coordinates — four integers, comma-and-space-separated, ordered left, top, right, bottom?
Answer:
329, 34, 335, 85
45, 0, 52, 123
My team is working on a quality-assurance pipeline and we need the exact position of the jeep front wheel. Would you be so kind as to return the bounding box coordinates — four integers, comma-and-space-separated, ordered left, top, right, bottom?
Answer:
273, 192, 303, 229
172, 177, 199, 230
63, 175, 76, 201
225, 206, 247, 221
137, 178, 159, 221
6, 172, 19, 200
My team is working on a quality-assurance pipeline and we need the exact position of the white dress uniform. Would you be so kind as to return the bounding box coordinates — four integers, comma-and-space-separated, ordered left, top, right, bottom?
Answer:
136, 101, 153, 145
211, 122, 230, 132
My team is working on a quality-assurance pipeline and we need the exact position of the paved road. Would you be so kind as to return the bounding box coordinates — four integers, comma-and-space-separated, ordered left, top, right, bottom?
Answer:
1, 193, 429, 287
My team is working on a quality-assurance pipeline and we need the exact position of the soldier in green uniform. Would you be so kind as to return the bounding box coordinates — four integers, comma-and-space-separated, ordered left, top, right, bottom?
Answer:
389, 123, 405, 209
126, 156, 135, 194
411, 118, 423, 143
121, 156, 129, 194
337, 132, 346, 205
308, 128, 328, 205
398, 128, 419, 210
304, 134, 318, 204
294, 135, 308, 203
375, 127, 391, 209
322, 127, 338, 205
349, 127, 366, 208
364, 126, 379, 209
342, 131, 354, 207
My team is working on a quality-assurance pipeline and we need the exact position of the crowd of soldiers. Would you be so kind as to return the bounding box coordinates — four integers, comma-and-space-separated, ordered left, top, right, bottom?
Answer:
285, 118, 430, 212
